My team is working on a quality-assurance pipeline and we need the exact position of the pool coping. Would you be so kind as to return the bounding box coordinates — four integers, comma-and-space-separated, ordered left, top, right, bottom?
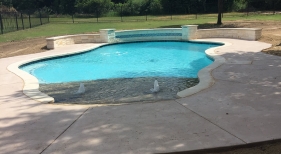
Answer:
7, 44, 106, 103
177, 40, 231, 97
7, 41, 231, 104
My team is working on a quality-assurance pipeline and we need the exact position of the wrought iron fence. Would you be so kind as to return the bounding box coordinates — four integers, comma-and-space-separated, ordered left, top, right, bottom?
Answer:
0, 11, 49, 34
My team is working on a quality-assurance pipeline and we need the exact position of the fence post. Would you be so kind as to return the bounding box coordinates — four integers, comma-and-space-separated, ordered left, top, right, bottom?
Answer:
20, 13, 24, 29
170, 5, 172, 20
15, 13, 19, 30
96, 10, 99, 22
0, 13, 3, 34
120, 5, 123, 22
21, 13, 24, 29
246, 2, 249, 16
145, 10, 148, 21
28, 14, 31, 28
146, 14, 147, 21
195, 0, 198, 19
72, 14, 74, 23
48, 13, 50, 23
39, 10, 42, 25
170, 0, 172, 20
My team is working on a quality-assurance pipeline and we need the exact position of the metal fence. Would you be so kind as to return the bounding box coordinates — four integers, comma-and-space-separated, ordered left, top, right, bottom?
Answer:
0, 9, 280, 34
0, 11, 49, 34
48, 11, 281, 24
47, 1, 281, 24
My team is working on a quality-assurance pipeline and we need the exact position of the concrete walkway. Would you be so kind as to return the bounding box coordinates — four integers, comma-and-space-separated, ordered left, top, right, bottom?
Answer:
1, 39, 280, 154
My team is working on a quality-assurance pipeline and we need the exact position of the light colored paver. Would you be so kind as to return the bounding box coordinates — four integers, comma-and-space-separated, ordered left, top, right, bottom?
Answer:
1, 39, 280, 154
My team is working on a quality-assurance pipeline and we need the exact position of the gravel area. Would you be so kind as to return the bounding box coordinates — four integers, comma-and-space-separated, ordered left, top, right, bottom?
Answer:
39, 77, 199, 104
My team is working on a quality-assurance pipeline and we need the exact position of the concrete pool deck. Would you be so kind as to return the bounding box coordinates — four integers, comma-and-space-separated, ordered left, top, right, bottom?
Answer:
0, 38, 281, 153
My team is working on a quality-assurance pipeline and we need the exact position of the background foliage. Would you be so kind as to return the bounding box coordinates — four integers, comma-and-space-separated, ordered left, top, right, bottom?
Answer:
1, 0, 280, 16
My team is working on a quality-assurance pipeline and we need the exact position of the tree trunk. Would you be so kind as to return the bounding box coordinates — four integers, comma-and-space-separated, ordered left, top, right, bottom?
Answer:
217, 0, 223, 25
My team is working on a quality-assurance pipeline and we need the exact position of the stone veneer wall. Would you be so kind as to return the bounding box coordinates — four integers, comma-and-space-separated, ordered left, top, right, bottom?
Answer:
46, 34, 102, 49
46, 25, 262, 49
197, 28, 262, 40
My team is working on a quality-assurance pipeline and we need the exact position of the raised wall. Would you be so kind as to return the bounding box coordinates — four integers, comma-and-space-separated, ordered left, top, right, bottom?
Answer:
46, 29, 115, 49
197, 28, 262, 41
46, 26, 262, 49
46, 34, 102, 49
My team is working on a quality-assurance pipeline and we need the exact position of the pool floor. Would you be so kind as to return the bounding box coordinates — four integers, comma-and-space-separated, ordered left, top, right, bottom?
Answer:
39, 77, 199, 104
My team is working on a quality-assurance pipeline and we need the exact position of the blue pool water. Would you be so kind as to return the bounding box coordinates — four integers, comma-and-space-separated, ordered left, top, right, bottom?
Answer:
20, 41, 221, 83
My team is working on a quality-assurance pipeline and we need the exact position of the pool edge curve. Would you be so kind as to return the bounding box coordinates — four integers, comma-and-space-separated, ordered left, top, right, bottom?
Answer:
177, 40, 231, 97
7, 44, 106, 104
8, 41, 229, 104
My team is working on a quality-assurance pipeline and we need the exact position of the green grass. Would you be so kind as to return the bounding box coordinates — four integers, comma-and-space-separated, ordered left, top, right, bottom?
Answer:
0, 13, 280, 43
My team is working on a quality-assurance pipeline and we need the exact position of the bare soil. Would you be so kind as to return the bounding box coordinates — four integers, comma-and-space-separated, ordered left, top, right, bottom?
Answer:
0, 37, 48, 58
1, 21, 281, 153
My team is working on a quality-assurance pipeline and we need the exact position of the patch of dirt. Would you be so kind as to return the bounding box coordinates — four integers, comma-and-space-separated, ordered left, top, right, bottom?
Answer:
0, 37, 48, 58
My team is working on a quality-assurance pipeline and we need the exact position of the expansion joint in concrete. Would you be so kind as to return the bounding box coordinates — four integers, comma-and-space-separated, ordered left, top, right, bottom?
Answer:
174, 100, 247, 144
39, 107, 90, 154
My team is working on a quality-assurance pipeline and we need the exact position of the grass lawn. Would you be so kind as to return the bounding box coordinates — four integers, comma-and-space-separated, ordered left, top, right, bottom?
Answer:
0, 13, 280, 43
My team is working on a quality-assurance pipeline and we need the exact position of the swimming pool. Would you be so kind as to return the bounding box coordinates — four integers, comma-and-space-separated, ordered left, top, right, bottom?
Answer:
20, 41, 221, 83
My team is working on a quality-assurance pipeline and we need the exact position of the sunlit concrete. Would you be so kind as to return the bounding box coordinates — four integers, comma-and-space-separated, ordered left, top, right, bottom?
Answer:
1, 39, 280, 154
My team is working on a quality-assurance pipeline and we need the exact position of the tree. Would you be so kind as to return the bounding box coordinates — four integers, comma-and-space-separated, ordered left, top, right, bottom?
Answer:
217, 0, 223, 25
76, 0, 113, 16
13, 0, 52, 11
120, 0, 142, 15
111, 0, 127, 4
60, 0, 76, 14
149, 0, 162, 14
264, 0, 281, 14
13, 0, 37, 11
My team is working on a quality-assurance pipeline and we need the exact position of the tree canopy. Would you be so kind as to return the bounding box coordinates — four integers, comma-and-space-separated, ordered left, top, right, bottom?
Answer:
1, 0, 280, 15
